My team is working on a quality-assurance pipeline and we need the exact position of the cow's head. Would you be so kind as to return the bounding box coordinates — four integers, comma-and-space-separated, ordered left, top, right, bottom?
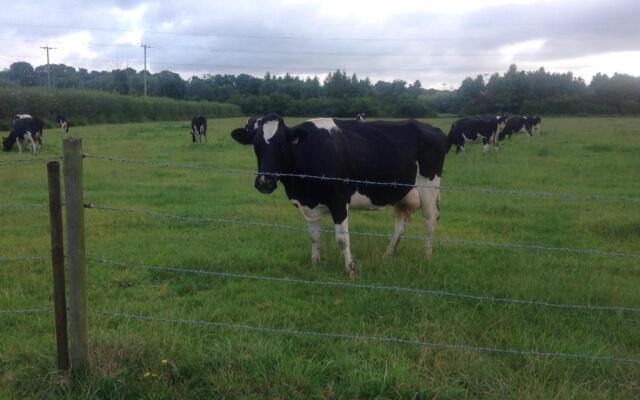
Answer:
231, 113, 308, 194
2, 136, 13, 152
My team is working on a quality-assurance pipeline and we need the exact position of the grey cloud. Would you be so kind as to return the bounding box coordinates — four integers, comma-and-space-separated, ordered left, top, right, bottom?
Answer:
0, 0, 638, 88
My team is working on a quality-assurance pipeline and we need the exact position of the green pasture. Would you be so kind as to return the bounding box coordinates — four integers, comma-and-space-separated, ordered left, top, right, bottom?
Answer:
1, 117, 639, 399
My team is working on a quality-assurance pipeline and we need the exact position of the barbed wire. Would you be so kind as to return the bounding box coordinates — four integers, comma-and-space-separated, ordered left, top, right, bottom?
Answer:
85, 204, 640, 259
89, 257, 640, 313
98, 311, 640, 365
0, 203, 48, 209
0, 256, 48, 262
0, 307, 49, 315
0, 156, 62, 165
83, 154, 640, 203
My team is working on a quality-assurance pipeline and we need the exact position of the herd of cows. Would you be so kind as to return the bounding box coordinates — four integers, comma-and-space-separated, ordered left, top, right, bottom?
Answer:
2, 111, 541, 278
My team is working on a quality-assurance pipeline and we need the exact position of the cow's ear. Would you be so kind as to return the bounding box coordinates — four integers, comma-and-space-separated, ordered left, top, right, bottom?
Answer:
231, 128, 255, 145
286, 127, 308, 145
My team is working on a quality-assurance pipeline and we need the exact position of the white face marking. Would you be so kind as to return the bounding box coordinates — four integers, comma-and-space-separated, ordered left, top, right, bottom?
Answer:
308, 118, 339, 132
262, 119, 279, 143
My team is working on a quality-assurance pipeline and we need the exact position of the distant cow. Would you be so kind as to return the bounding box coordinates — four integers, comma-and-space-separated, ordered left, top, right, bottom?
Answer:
191, 116, 207, 144
499, 116, 532, 141
3, 116, 44, 154
56, 114, 69, 132
526, 115, 541, 134
231, 114, 448, 278
356, 113, 367, 121
447, 115, 507, 153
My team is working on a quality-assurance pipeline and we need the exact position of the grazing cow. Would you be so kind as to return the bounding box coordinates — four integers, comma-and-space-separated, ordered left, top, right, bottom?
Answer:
447, 115, 507, 154
356, 113, 367, 121
231, 113, 448, 278
3, 116, 44, 154
499, 116, 532, 141
526, 115, 541, 134
190, 115, 207, 144
56, 114, 69, 132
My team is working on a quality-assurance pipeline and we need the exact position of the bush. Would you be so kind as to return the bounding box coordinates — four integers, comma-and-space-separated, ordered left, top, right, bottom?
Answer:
0, 87, 242, 130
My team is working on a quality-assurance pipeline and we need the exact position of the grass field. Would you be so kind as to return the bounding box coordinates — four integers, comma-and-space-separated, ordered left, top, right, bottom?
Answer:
1, 117, 640, 399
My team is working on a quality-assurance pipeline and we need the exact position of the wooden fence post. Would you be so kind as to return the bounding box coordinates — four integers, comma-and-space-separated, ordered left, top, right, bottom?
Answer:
47, 161, 70, 373
63, 138, 89, 370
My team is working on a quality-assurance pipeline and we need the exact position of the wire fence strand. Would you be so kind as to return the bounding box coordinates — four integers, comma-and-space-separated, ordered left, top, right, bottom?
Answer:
98, 311, 640, 365
85, 204, 640, 259
90, 257, 640, 313
0, 256, 48, 263
0, 156, 62, 165
0, 307, 49, 315
0, 203, 48, 210
83, 154, 640, 203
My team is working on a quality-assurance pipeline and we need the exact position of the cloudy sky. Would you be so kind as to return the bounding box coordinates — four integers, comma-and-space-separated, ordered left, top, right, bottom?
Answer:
0, 0, 638, 88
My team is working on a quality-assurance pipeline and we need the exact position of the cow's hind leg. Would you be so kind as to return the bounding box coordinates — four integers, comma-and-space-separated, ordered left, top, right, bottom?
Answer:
416, 174, 440, 259
384, 207, 410, 257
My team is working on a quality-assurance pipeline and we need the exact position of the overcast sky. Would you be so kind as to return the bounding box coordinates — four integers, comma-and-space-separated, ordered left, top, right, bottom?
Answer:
0, 0, 638, 88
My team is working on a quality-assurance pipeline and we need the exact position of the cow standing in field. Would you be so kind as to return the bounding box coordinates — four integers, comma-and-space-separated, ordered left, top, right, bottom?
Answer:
56, 114, 69, 132
3, 116, 44, 154
191, 116, 207, 144
499, 116, 532, 141
447, 115, 507, 154
231, 113, 448, 278
526, 115, 541, 134
356, 113, 367, 121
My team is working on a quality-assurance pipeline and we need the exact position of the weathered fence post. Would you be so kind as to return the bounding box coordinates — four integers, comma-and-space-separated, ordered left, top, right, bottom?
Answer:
47, 161, 70, 373
63, 138, 89, 370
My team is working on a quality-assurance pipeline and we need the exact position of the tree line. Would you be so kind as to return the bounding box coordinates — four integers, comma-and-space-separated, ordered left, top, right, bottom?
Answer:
1, 61, 639, 117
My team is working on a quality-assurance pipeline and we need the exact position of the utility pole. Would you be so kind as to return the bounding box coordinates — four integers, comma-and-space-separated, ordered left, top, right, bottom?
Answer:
141, 44, 150, 97
40, 45, 56, 89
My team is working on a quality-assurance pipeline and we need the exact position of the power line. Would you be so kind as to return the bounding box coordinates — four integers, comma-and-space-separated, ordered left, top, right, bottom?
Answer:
0, 37, 551, 58
0, 53, 505, 74
0, 22, 501, 42
98, 311, 640, 365
90, 257, 640, 313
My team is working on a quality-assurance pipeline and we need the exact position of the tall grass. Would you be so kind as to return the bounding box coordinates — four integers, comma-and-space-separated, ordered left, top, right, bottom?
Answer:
0, 87, 242, 130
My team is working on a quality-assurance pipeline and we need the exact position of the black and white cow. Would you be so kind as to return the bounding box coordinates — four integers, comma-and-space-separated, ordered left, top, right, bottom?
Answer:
231, 113, 448, 278
3, 116, 44, 154
190, 115, 207, 144
498, 116, 532, 141
447, 115, 507, 154
526, 115, 541, 134
56, 114, 69, 132
356, 113, 367, 121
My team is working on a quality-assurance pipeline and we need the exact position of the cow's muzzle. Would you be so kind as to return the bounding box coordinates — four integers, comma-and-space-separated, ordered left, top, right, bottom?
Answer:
255, 174, 277, 194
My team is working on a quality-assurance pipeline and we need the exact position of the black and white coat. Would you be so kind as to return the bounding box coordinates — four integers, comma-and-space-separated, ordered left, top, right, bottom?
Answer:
191, 115, 207, 144
56, 114, 69, 133
447, 116, 507, 154
3, 116, 44, 154
231, 114, 448, 278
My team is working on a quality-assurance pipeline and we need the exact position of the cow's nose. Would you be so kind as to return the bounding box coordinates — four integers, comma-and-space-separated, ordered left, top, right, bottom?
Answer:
255, 174, 277, 194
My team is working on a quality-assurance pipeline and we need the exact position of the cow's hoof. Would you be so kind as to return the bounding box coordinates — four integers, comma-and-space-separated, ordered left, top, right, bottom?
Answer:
346, 262, 357, 280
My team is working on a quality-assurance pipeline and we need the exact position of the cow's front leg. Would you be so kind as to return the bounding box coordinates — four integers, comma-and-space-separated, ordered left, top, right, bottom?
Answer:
308, 219, 321, 264
417, 175, 440, 259
331, 205, 355, 279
